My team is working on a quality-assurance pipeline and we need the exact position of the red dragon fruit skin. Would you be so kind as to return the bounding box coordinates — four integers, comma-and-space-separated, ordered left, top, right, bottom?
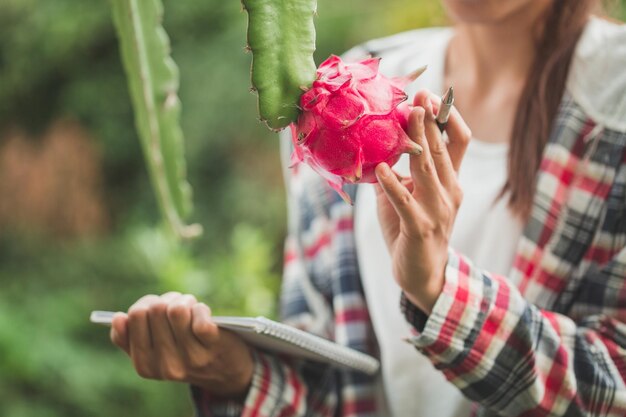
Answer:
290, 55, 424, 203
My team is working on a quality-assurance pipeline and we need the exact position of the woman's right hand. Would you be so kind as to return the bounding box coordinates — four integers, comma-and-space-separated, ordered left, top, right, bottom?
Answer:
110, 292, 255, 399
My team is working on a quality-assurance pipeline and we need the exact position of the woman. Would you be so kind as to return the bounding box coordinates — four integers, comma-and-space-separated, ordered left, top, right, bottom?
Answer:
110, 0, 626, 416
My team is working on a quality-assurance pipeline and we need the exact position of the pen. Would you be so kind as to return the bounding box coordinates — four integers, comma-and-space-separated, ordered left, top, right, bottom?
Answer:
436, 86, 454, 132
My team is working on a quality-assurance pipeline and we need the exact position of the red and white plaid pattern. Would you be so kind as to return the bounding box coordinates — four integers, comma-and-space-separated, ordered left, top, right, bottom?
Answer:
401, 95, 626, 416
193, 36, 626, 417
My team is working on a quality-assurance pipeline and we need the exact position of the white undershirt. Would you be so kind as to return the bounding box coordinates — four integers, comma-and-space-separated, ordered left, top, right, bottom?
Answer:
354, 28, 524, 417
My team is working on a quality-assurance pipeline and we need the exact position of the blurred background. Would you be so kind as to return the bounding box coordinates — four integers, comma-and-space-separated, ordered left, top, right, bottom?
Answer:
0, 1, 623, 416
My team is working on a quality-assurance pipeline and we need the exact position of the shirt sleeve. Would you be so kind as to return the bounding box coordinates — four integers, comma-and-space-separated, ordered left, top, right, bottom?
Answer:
192, 350, 340, 417
401, 248, 626, 416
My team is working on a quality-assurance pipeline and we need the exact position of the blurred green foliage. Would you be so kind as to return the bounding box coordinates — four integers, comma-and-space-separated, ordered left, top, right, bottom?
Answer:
0, 0, 622, 416
0, 1, 444, 415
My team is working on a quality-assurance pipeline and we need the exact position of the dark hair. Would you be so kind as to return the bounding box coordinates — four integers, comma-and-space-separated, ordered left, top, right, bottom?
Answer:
503, 0, 599, 219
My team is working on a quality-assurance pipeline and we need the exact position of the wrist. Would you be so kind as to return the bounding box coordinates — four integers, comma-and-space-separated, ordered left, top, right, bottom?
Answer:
194, 346, 255, 400
405, 267, 445, 315
194, 372, 252, 402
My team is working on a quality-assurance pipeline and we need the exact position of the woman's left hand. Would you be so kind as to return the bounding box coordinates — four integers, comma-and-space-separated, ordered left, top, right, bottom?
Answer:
375, 90, 471, 314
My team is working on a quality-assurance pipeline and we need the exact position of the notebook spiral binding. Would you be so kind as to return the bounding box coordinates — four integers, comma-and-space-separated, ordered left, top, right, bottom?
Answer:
256, 317, 380, 375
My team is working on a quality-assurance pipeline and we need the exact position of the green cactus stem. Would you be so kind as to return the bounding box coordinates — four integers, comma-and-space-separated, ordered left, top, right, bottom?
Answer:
242, 0, 318, 131
110, 0, 201, 239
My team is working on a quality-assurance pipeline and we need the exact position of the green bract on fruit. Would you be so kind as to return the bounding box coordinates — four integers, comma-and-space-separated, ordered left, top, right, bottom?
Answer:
242, 0, 317, 130
290, 55, 425, 203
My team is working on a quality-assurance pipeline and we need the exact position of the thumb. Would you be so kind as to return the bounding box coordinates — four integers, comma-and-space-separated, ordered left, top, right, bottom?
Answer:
191, 303, 219, 348
110, 312, 130, 354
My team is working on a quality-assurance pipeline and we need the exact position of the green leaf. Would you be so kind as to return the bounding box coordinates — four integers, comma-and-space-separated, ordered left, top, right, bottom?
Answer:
110, 0, 201, 239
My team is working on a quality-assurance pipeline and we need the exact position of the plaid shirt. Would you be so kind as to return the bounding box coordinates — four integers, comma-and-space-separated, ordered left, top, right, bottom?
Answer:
194, 30, 626, 417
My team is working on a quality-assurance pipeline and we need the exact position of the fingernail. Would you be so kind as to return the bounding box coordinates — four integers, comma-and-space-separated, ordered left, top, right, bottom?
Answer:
423, 97, 434, 119
376, 163, 390, 180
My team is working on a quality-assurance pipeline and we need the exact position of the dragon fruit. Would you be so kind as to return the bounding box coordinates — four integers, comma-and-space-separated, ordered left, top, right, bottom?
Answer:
290, 55, 425, 203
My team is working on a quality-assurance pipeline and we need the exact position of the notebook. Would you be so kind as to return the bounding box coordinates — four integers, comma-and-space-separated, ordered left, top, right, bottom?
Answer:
90, 310, 380, 375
